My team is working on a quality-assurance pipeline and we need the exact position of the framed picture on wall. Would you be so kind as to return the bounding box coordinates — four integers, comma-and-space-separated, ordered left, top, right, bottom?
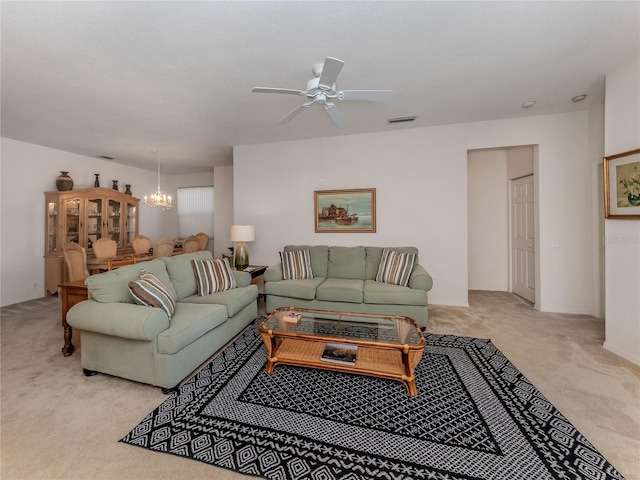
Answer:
315, 188, 376, 233
603, 148, 640, 219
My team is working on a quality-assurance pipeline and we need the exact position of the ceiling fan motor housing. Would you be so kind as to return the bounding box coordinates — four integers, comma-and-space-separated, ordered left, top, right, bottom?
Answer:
306, 77, 336, 96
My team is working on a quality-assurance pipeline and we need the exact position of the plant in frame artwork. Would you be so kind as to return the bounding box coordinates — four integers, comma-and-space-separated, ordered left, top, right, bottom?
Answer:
603, 148, 640, 219
315, 188, 376, 233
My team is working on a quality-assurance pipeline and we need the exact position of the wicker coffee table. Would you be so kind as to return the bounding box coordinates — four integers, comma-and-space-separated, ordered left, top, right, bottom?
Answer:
259, 307, 426, 396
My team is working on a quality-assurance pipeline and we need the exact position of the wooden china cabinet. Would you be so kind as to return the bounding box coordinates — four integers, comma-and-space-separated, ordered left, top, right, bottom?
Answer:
44, 187, 139, 295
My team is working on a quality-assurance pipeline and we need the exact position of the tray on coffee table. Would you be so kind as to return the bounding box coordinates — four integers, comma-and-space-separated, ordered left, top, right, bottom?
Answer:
258, 307, 426, 396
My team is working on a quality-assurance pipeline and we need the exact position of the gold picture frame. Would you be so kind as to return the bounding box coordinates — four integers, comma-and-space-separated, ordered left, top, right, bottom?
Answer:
603, 148, 640, 219
315, 188, 376, 233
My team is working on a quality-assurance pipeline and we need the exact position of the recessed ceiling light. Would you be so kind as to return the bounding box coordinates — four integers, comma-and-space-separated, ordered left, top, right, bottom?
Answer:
572, 94, 587, 103
522, 101, 536, 109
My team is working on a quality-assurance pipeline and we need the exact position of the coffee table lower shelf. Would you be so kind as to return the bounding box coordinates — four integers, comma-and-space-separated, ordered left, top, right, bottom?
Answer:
263, 337, 421, 396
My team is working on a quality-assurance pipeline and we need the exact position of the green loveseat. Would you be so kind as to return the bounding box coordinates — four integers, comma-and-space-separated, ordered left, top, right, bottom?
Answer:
67, 251, 258, 392
264, 245, 433, 328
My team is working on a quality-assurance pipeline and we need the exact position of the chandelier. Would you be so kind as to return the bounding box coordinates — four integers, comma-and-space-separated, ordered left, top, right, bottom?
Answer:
144, 150, 173, 209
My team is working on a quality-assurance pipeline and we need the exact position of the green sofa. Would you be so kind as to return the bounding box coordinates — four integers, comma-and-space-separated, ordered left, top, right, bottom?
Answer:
264, 245, 433, 328
67, 251, 258, 392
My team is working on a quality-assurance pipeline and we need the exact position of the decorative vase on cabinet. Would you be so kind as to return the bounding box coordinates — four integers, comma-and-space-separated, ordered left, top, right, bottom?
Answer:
56, 172, 74, 191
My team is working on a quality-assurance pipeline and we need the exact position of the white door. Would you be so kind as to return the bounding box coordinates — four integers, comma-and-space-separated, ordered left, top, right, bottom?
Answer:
511, 175, 535, 303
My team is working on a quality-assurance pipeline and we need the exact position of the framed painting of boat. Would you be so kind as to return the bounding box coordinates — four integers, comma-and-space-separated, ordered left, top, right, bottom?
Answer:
315, 188, 376, 233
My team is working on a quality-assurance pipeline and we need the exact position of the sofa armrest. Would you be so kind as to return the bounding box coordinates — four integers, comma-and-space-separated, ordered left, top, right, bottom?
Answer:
67, 300, 170, 341
232, 270, 252, 287
409, 264, 433, 292
264, 263, 284, 282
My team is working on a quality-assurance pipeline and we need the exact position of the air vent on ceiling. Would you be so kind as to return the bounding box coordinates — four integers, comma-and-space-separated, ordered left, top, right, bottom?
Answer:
388, 116, 416, 124
98, 155, 114, 160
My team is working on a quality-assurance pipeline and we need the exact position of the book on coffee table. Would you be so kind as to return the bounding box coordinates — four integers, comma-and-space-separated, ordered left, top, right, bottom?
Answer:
321, 343, 357, 365
282, 311, 301, 323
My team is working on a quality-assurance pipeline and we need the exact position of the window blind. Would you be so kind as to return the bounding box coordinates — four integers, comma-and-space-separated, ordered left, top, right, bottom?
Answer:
177, 186, 214, 239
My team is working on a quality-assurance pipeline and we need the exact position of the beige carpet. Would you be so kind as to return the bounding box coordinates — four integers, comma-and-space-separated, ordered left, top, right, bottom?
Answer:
1, 292, 638, 480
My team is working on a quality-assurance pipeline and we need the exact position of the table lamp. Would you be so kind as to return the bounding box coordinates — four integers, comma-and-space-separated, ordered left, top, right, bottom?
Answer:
230, 225, 255, 270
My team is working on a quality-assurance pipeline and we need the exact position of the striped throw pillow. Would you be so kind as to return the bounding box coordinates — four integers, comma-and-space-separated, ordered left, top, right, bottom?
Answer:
375, 249, 416, 287
280, 249, 314, 280
128, 270, 176, 318
192, 258, 237, 295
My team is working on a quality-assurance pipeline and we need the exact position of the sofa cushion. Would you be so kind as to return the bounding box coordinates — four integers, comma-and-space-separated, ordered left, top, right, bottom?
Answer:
316, 278, 364, 303
375, 249, 417, 287
327, 246, 366, 279
365, 246, 419, 280
181, 284, 258, 317
284, 245, 329, 278
157, 303, 228, 355
161, 251, 214, 301
86, 259, 176, 304
265, 277, 325, 300
280, 249, 313, 280
192, 258, 236, 295
363, 280, 428, 306
128, 271, 176, 318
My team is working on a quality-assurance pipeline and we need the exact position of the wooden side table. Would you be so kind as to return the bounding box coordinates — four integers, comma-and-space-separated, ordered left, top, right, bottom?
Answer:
240, 265, 267, 301
59, 279, 88, 356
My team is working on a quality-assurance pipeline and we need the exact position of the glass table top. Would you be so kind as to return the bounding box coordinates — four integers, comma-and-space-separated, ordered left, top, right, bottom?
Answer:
260, 307, 423, 346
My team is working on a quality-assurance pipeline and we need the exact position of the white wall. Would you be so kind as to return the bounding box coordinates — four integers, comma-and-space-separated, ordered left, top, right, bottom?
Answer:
214, 165, 234, 259
234, 110, 599, 314
463, 114, 596, 314
507, 146, 535, 180
603, 52, 640, 365
467, 149, 509, 291
0, 137, 214, 306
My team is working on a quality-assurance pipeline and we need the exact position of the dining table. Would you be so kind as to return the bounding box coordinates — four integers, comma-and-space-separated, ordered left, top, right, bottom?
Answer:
86, 252, 155, 273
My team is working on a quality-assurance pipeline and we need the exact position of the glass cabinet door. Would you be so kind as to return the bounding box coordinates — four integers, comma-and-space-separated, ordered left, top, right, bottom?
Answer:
108, 198, 121, 247
124, 200, 137, 249
85, 197, 103, 251
63, 197, 81, 245
46, 198, 59, 253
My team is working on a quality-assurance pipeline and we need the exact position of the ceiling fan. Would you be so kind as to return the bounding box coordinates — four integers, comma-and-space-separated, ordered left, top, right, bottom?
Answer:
251, 57, 392, 129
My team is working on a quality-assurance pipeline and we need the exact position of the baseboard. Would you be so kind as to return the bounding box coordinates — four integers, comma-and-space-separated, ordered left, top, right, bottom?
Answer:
603, 341, 640, 366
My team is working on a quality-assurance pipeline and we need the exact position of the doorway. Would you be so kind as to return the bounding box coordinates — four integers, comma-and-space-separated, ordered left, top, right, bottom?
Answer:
467, 145, 536, 304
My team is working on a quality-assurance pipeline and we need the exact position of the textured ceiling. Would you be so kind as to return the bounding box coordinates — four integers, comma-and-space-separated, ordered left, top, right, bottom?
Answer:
1, 1, 638, 174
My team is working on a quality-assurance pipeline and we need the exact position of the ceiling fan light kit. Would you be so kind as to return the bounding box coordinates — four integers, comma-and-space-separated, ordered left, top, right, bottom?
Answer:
252, 57, 392, 129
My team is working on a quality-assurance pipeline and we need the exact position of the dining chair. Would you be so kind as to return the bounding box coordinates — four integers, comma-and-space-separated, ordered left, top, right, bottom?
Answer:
93, 237, 118, 259
154, 237, 175, 258
195, 232, 209, 251
107, 255, 137, 271
182, 235, 199, 253
63, 242, 90, 282
132, 235, 152, 255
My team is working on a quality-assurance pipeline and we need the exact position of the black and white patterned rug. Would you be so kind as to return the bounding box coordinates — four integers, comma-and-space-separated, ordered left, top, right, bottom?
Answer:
121, 321, 624, 480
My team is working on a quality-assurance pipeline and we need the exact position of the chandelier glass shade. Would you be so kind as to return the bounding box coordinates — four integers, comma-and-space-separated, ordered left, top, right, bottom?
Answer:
144, 150, 173, 210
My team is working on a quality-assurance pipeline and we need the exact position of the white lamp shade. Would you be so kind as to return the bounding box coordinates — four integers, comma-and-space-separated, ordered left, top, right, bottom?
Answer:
230, 225, 255, 242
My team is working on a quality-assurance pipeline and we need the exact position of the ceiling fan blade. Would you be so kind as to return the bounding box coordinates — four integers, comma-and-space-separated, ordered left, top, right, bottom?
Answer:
324, 103, 348, 129
318, 57, 345, 90
338, 90, 393, 102
278, 104, 310, 125
252, 87, 304, 95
